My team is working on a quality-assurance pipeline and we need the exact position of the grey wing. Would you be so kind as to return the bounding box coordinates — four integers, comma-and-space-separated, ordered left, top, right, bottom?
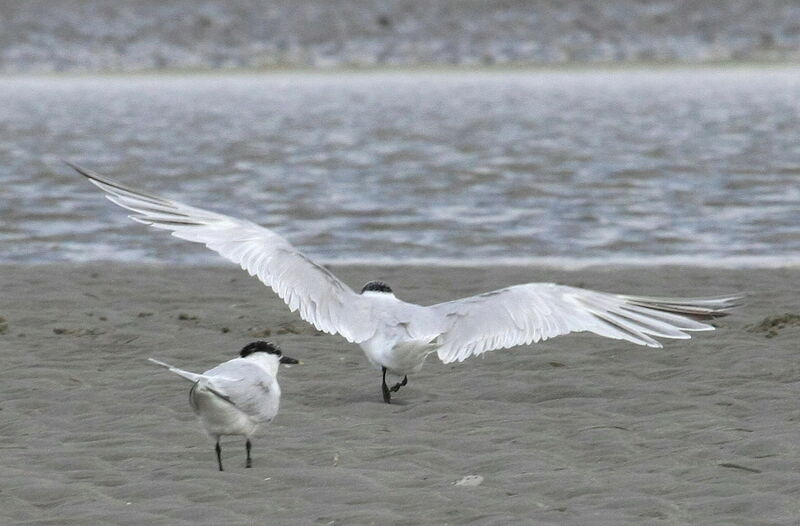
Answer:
189, 381, 236, 413
203, 361, 277, 421
427, 283, 740, 363
70, 163, 376, 343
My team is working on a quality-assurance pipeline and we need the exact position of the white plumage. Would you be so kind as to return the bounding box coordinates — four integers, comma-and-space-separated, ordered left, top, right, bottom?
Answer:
74, 163, 739, 403
149, 341, 296, 470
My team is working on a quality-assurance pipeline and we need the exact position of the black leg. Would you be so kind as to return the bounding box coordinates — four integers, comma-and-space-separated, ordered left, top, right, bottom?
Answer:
245, 439, 252, 468
390, 376, 408, 393
381, 367, 391, 404
215, 439, 223, 471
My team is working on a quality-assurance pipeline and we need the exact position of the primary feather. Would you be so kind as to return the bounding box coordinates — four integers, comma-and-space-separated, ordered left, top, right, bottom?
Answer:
427, 285, 738, 363
70, 162, 375, 343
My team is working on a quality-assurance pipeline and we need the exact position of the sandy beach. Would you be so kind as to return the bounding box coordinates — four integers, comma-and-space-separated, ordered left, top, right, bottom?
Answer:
0, 263, 797, 525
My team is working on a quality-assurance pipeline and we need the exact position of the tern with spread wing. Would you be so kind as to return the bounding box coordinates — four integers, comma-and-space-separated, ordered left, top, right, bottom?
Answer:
149, 341, 298, 471
73, 163, 739, 404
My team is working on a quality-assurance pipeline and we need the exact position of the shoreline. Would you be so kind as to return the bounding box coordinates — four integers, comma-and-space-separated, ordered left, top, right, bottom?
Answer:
1, 61, 799, 79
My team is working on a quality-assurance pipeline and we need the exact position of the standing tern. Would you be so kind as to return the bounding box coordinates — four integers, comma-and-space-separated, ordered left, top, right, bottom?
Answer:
73, 163, 740, 404
149, 341, 298, 470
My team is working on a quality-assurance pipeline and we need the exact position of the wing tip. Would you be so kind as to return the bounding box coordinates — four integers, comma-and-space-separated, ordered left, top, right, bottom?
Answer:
63, 159, 82, 173
620, 293, 743, 320
65, 160, 103, 183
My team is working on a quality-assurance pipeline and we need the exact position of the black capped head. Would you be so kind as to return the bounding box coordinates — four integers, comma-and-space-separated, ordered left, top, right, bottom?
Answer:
239, 340, 281, 358
239, 340, 299, 364
361, 280, 393, 294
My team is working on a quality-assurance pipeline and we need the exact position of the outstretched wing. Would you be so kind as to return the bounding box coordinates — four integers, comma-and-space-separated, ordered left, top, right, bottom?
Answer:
71, 163, 376, 343
428, 284, 740, 363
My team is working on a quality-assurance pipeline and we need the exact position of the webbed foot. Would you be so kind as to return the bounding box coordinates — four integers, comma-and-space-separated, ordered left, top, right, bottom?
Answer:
390, 376, 408, 393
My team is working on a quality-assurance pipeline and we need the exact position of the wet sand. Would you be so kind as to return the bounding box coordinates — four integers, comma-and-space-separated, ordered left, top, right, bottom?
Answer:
0, 264, 798, 525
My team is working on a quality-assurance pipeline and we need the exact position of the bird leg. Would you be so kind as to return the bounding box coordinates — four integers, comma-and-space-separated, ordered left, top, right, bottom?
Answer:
390, 376, 408, 393
381, 367, 391, 404
245, 439, 252, 468
216, 439, 223, 471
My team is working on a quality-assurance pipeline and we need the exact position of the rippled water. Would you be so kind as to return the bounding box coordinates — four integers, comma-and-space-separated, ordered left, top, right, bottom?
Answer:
2, 69, 799, 267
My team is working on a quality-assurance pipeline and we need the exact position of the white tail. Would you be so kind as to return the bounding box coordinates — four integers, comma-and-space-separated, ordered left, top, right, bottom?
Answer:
148, 358, 203, 383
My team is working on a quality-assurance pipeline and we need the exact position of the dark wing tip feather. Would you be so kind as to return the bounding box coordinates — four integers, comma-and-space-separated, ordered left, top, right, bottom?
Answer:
66, 160, 115, 187
621, 294, 743, 320
67, 161, 171, 204
206, 386, 236, 406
